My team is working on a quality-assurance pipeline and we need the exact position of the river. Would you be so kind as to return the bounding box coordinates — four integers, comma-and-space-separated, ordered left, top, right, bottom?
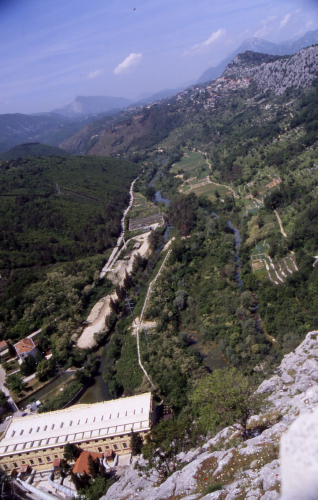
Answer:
75, 343, 111, 405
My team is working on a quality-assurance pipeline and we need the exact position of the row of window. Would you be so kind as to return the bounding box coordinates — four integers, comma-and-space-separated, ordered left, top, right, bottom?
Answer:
1, 441, 130, 471
2, 454, 56, 470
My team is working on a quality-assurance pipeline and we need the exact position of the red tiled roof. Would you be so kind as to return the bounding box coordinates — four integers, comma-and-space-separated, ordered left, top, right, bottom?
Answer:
72, 451, 104, 475
14, 338, 35, 355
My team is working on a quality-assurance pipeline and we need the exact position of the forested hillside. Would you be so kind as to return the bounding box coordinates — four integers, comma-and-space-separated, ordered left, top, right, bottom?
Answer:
0, 155, 140, 345
0, 142, 70, 161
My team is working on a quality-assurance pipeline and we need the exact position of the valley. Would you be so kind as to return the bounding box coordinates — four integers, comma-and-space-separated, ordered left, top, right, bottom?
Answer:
1, 41, 318, 499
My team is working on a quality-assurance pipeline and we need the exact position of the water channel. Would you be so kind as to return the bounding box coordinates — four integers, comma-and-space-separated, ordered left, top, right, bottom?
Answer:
75, 343, 111, 405
17, 371, 74, 410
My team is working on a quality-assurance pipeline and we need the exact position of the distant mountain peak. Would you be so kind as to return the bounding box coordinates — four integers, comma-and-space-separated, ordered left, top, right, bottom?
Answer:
52, 95, 133, 118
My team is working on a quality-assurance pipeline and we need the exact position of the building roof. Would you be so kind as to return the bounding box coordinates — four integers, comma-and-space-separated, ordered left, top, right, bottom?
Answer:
0, 340, 7, 350
72, 451, 103, 475
0, 393, 153, 458
14, 338, 35, 355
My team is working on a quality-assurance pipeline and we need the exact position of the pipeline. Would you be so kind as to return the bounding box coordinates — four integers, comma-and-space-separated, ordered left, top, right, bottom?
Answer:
16, 477, 58, 500
48, 471, 79, 498
103, 457, 111, 470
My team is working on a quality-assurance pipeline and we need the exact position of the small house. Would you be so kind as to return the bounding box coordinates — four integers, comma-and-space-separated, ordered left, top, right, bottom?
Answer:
14, 338, 37, 365
72, 451, 104, 476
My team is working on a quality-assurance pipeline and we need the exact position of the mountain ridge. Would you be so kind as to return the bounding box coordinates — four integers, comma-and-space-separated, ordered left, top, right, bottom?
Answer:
52, 95, 133, 118
197, 28, 318, 84
60, 44, 318, 157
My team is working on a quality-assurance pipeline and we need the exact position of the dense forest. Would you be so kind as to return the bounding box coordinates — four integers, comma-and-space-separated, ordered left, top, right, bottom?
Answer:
0, 155, 140, 344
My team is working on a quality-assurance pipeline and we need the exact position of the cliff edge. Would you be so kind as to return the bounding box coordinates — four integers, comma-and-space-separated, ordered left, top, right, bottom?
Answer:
100, 330, 318, 500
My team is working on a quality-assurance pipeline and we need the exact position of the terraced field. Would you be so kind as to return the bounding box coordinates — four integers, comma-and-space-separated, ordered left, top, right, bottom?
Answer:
251, 240, 298, 284
127, 192, 164, 232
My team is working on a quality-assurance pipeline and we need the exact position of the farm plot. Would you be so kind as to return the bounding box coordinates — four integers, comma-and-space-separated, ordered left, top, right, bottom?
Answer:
128, 192, 164, 232
129, 212, 164, 231
242, 198, 264, 216
251, 240, 298, 284
170, 150, 209, 177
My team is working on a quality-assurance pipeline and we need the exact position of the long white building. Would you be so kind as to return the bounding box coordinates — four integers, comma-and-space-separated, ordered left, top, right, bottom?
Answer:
0, 393, 154, 472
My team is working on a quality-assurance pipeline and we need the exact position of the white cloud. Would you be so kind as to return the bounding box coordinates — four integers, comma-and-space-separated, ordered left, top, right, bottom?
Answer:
279, 13, 291, 29
254, 16, 277, 38
114, 53, 143, 75
184, 29, 226, 55
87, 69, 104, 80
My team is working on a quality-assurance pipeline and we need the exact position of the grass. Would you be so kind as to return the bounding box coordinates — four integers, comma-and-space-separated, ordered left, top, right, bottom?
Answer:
5, 359, 20, 375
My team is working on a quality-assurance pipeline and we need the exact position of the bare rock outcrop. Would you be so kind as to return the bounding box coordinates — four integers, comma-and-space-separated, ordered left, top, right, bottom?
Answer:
223, 45, 318, 94
100, 330, 318, 500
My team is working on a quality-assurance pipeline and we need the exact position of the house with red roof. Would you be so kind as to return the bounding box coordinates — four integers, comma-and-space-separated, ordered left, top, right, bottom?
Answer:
72, 451, 104, 476
14, 337, 37, 365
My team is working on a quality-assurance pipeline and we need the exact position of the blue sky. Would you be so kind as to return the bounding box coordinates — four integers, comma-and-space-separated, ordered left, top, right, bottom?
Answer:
0, 0, 317, 114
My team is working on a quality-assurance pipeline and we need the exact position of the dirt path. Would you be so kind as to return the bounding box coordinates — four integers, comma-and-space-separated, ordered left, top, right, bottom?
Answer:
100, 176, 139, 279
108, 232, 152, 285
274, 209, 287, 238
209, 179, 239, 199
77, 292, 118, 349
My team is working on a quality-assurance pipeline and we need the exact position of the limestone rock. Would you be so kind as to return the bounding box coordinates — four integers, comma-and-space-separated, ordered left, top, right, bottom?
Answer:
100, 330, 318, 500
281, 405, 318, 500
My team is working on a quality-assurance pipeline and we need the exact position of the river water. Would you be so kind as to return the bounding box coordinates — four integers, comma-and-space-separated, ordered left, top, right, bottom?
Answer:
75, 343, 111, 405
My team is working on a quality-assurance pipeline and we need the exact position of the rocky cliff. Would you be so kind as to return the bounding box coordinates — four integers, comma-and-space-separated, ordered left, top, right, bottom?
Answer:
101, 330, 318, 500
223, 45, 318, 95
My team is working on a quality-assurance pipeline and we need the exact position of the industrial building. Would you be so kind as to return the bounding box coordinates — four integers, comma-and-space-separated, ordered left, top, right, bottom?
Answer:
0, 392, 154, 472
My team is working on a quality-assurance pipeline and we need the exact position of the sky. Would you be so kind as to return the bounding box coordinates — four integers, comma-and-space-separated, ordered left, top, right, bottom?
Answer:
0, 0, 318, 114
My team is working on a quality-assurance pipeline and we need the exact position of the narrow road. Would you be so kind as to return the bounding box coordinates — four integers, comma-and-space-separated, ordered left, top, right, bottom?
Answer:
274, 209, 287, 238
139, 249, 172, 325
100, 176, 139, 278
0, 365, 19, 412
134, 248, 172, 389
198, 149, 239, 199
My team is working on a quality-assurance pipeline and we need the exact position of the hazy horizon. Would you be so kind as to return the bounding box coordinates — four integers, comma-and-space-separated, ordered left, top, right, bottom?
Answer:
1, 0, 318, 115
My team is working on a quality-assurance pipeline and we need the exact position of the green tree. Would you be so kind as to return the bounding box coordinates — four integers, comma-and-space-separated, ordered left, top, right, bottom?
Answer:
145, 186, 156, 201
130, 432, 143, 455
78, 475, 114, 500
137, 419, 190, 481
0, 356, 8, 371
0, 390, 7, 408
20, 355, 36, 376
64, 442, 81, 462
5, 374, 26, 395
36, 357, 56, 381
87, 454, 99, 478
70, 471, 82, 491
6, 341, 16, 358
190, 368, 258, 439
